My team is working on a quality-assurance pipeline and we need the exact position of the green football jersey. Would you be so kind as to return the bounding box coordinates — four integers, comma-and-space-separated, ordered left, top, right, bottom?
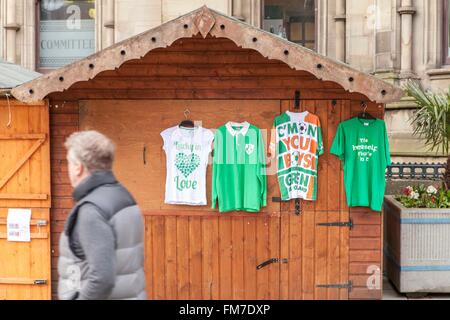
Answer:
211, 122, 267, 213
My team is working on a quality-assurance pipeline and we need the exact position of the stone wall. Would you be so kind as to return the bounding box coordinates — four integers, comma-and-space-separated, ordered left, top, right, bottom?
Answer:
1, 0, 450, 159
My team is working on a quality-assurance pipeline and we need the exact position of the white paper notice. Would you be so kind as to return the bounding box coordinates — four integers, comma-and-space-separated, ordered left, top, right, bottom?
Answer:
7, 208, 32, 242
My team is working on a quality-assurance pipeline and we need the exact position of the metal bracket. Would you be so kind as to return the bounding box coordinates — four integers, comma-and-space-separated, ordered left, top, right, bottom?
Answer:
271, 197, 302, 215
294, 90, 300, 109
33, 280, 47, 285
293, 90, 301, 216
316, 281, 353, 291
294, 198, 301, 216
36, 219, 47, 226
256, 258, 289, 270
331, 99, 337, 113
272, 196, 283, 202
317, 219, 353, 230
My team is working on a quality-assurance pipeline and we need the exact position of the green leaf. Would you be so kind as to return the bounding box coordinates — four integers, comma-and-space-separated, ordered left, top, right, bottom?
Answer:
404, 81, 450, 155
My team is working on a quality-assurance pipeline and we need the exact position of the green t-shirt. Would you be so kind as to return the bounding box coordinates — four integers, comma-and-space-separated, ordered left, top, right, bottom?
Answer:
211, 122, 267, 213
330, 117, 391, 211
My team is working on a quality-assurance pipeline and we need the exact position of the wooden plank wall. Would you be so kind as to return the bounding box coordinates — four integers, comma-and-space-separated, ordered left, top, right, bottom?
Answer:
50, 36, 370, 102
0, 101, 51, 208
144, 215, 281, 299
0, 100, 51, 300
79, 100, 282, 300
49, 101, 78, 298
278, 99, 350, 300
348, 101, 384, 300
47, 36, 384, 300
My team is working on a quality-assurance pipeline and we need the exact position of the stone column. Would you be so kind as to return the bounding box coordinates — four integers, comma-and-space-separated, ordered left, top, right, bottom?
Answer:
23, 0, 37, 70
335, 0, 346, 62
5, 0, 20, 63
398, 0, 416, 77
249, 0, 261, 27
232, 0, 245, 21
104, 0, 115, 47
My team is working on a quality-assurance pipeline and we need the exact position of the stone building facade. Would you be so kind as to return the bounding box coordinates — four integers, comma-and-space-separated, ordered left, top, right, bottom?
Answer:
1, 0, 449, 163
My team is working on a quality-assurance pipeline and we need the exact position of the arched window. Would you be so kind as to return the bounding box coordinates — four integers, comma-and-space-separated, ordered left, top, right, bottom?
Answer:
262, 0, 316, 50
38, 0, 96, 70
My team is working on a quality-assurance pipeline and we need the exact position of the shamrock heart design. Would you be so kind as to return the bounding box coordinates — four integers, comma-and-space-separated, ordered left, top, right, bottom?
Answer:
175, 153, 200, 178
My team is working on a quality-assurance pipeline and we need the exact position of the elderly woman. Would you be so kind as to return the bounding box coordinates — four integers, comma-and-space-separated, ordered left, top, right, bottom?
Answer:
58, 131, 146, 300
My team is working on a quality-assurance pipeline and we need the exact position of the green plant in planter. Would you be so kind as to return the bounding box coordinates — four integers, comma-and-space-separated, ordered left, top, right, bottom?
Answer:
404, 81, 450, 188
396, 184, 450, 208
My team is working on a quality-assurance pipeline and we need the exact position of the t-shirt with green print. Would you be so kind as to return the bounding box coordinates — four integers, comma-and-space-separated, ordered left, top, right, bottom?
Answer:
330, 117, 391, 211
211, 121, 267, 213
161, 125, 214, 205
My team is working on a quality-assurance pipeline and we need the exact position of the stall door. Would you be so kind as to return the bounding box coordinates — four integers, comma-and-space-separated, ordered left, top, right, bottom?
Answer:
0, 100, 51, 299
80, 99, 352, 300
278, 99, 351, 300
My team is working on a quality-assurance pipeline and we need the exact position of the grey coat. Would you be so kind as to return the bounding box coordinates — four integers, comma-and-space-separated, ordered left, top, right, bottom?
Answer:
58, 171, 146, 300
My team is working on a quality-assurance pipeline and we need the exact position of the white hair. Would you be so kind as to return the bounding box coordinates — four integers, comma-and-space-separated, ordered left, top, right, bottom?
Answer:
64, 130, 115, 172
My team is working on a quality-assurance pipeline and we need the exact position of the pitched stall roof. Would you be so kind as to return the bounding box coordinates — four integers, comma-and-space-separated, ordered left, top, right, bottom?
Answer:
11, 6, 403, 104
0, 59, 41, 90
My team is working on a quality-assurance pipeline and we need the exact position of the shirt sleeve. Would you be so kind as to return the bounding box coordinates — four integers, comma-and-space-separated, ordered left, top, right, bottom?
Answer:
316, 118, 324, 156
75, 204, 116, 300
268, 122, 277, 177
383, 121, 392, 166
211, 130, 219, 209
204, 129, 215, 157
258, 129, 267, 207
330, 123, 345, 160
160, 128, 172, 151
269, 120, 277, 157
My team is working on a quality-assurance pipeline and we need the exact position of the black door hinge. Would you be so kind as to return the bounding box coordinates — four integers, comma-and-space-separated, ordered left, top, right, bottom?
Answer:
256, 258, 289, 270
34, 279, 47, 285
316, 281, 353, 291
317, 219, 353, 229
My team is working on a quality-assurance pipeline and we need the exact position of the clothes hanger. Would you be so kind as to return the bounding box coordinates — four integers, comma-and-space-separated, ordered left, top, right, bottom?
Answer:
356, 101, 375, 119
179, 109, 195, 128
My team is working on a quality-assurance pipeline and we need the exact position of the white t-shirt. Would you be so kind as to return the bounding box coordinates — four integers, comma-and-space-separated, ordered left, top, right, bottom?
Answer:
161, 125, 214, 205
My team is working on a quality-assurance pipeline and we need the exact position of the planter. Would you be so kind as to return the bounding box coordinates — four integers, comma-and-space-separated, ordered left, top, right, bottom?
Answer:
384, 195, 450, 293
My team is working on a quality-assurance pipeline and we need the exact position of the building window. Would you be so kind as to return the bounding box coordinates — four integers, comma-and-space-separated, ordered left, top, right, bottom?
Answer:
38, 0, 96, 70
262, 0, 316, 50
444, 0, 450, 65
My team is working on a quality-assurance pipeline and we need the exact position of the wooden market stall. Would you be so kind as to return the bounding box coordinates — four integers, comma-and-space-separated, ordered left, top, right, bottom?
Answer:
12, 6, 403, 300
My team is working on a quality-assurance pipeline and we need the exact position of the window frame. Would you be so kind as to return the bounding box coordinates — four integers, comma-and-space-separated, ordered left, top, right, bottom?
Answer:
35, 0, 97, 73
443, 0, 450, 65
259, 0, 317, 51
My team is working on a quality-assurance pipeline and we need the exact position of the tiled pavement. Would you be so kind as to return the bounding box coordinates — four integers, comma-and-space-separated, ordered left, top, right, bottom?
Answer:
383, 276, 450, 300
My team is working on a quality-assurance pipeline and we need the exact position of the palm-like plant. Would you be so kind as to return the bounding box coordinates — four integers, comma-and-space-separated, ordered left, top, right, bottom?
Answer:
404, 81, 450, 188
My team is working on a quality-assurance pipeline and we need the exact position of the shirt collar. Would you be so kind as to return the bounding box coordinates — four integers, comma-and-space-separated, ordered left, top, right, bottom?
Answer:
172, 125, 201, 139
226, 121, 250, 137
